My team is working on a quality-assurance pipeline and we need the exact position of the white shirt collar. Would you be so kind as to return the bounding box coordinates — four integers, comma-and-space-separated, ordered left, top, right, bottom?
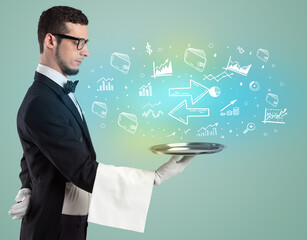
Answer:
36, 63, 69, 88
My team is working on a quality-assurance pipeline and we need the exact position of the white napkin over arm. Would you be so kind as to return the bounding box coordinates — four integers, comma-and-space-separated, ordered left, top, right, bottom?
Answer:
88, 163, 155, 233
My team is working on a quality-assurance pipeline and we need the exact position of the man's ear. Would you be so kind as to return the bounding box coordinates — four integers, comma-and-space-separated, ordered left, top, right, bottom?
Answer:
43, 33, 57, 50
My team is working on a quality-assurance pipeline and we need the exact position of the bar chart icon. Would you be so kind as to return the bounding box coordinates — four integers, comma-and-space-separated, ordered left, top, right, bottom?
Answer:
197, 123, 218, 137
97, 77, 114, 91
139, 83, 152, 96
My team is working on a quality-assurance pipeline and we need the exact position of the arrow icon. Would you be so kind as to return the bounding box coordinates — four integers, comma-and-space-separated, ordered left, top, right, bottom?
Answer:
168, 100, 210, 125
169, 80, 210, 104
220, 99, 237, 112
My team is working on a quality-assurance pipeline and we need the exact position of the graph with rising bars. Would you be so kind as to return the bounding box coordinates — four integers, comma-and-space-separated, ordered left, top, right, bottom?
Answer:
139, 83, 152, 96
97, 77, 114, 91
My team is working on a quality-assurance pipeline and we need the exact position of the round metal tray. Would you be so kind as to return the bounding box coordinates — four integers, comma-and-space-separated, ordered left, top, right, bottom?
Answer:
149, 142, 226, 156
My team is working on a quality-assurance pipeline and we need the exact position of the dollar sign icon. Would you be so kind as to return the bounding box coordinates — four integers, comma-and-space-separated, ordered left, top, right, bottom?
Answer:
146, 42, 153, 55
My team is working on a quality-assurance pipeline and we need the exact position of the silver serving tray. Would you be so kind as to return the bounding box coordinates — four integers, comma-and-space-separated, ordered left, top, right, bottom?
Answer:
149, 142, 226, 156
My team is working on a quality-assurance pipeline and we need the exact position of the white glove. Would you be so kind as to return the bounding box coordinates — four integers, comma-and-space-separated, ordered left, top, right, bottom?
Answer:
8, 188, 31, 220
154, 155, 194, 185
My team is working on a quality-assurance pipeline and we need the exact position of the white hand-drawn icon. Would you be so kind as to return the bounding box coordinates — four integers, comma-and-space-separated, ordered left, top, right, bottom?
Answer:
243, 122, 256, 134
167, 132, 176, 137
220, 107, 240, 116
197, 123, 218, 136
266, 93, 279, 107
203, 71, 233, 82
168, 100, 209, 125
110, 52, 130, 74
223, 56, 252, 76
91, 101, 107, 119
151, 59, 172, 78
184, 48, 207, 72
208, 43, 214, 48
257, 48, 269, 62
118, 112, 138, 134
169, 80, 220, 105
262, 108, 287, 124
146, 42, 153, 55
97, 77, 114, 91
184, 129, 191, 134
249, 81, 260, 91
142, 102, 163, 118
237, 46, 245, 54
139, 83, 152, 96
220, 99, 237, 112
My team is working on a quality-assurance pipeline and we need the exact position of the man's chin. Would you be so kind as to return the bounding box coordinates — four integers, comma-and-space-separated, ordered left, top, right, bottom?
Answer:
63, 67, 79, 76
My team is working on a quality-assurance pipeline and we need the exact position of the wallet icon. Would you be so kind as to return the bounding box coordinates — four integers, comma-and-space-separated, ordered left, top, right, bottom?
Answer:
91, 101, 107, 119
184, 48, 207, 72
257, 48, 269, 62
118, 112, 138, 134
110, 52, 130, 74
266, 93, 278, 107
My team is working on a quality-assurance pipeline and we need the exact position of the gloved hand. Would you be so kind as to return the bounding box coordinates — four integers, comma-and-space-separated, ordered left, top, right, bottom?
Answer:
8, 188, 31, 220
154, 155, 194, 185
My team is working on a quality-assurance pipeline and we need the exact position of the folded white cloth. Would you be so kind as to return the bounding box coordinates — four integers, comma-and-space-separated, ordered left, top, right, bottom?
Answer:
61, 182, 91, 215
88, 163, 155, 233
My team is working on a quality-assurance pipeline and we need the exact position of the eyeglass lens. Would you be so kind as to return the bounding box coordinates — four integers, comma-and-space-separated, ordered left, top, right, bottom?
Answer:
78, 39, 86, 50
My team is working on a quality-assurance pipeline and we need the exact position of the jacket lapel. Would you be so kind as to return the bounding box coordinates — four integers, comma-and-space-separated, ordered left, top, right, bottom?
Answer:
34, 72, 94, 152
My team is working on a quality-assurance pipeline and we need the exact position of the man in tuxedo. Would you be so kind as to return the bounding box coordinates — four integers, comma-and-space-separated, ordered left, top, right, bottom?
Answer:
9, 6, 193, 240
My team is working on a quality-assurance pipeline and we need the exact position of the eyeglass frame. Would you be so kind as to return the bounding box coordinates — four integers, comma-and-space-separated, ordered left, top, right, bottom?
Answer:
51, 33, 89, 50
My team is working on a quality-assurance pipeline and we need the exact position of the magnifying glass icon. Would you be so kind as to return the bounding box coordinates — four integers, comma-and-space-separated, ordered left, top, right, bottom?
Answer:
243, 122, 256, 134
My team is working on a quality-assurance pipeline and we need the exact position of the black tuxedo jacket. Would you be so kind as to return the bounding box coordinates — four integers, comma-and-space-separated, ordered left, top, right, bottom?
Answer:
17, 71, 98, 239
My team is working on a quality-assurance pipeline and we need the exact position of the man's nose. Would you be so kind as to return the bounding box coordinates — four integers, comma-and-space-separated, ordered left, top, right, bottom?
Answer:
81, 44, 90, 57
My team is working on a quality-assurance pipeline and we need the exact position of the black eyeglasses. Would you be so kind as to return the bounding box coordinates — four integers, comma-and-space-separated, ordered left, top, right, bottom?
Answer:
52, 33, 89, 50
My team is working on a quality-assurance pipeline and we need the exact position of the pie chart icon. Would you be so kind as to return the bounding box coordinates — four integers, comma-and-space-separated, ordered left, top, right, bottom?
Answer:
209, 86, 221, 97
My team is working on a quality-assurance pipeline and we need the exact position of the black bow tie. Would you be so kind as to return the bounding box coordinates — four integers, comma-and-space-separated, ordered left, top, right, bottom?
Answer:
64, 80, 79, 94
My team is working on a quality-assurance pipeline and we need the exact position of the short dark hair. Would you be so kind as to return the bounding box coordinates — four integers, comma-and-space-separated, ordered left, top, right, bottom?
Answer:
38, 6, 88, 53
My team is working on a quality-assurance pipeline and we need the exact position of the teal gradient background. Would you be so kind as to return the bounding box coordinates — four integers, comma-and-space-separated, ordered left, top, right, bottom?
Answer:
1, 0, 306, 239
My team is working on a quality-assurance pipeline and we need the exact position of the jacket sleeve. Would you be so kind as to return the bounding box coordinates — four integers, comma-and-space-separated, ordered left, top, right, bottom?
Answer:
19, 154, 32, 189
23, 96, 98, 193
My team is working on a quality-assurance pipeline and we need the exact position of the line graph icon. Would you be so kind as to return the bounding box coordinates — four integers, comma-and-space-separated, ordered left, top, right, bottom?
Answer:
223, 56, 252, 76
142, 109, 163, 118
262, 108, 287, 124
151, 59, 173, 78
142, 102, 163, 118
203, 71, 233, 82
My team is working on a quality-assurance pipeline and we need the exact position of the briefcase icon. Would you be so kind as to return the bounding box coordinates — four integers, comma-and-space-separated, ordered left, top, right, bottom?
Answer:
118, 112, 138, 134
110, 52, 130, 74
257, 48, 269, 62
184, 48, 207, 72
266, 93, 278, 107
91, 101, 107, 119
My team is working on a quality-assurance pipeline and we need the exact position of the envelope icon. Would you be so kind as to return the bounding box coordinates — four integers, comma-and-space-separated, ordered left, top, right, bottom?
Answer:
92, 101, 107, 119
257, 48, 269, 62
110, 52, 130, 74
266, 93, 278, 107
184, 48, 207, 72
118, 112, 138, 134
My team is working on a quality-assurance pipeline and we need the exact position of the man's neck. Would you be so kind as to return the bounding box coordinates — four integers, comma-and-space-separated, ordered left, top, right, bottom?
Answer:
39, 56, 67, 77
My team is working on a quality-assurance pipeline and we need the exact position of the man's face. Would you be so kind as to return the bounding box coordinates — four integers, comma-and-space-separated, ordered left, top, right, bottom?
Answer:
55, 22, 90, 76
